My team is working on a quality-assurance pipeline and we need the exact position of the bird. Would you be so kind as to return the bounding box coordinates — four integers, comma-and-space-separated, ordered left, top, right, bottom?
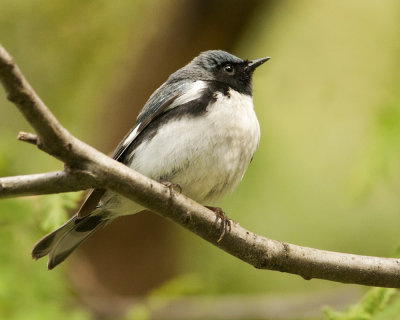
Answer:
32, 50, 270, 269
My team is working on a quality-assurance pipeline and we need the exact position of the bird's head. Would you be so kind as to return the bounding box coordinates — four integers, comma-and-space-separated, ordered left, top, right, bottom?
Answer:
170, 50, 270, 95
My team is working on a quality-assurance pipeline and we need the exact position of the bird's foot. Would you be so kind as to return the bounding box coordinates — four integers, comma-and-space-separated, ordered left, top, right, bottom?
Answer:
206, 206, 232, 242
161, 181, 182, 196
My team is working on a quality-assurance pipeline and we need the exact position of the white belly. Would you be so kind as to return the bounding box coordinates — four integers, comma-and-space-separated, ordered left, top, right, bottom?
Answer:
130, 89, 260, 205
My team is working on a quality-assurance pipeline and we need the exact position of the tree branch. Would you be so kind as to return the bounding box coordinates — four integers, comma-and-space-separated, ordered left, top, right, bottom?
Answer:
1, 43, 400, 288
0, 170, 99, 197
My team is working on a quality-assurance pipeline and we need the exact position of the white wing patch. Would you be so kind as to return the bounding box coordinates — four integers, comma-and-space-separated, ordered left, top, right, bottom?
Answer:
120, 124, 140, 150
166, 80, 207, 111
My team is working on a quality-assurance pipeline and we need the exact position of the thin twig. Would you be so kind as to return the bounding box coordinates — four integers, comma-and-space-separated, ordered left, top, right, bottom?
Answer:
17, 131, 38, 145
1, 43, 400, 287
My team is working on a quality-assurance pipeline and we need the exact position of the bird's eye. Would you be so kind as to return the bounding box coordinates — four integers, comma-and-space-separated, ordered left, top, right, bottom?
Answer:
224, 64, 234, 74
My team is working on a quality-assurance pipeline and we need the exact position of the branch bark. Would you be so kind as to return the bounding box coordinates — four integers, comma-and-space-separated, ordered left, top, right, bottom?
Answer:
1, 43, 400, 288
0, 170, 98, 197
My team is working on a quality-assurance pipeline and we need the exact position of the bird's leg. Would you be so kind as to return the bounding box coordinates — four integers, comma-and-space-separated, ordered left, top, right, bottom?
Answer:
161, 181, 182, 196
206, 206, 232, 242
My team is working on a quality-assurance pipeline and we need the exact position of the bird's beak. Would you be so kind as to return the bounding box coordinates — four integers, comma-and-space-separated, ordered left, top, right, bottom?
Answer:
246, 57, 271, 72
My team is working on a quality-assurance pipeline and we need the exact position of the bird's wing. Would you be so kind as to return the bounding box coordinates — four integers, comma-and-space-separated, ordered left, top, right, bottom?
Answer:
77, 80, 200, 218
110, 82, 187, 161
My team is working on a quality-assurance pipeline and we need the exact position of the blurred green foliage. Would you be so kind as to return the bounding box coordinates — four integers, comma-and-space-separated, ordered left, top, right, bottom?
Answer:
324, 288, 400, 320
1, 0, 400, 319
353, 99, 400, 196
0, 195, 88, 319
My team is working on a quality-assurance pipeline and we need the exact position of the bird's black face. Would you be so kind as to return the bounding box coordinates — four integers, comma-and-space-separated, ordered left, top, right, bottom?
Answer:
204, 53, 270, 95
213, 60, 254, 95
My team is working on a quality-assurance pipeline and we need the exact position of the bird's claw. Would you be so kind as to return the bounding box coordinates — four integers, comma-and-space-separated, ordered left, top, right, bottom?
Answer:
162, 181, 182, 196
206, 206, 232, 242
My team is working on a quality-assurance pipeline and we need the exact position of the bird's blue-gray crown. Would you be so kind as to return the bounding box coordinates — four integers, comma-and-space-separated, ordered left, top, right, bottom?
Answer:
193, 50, 244, 70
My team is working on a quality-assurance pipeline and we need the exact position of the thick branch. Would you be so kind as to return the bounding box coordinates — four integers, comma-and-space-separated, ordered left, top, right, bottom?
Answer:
1, 43, 400, 288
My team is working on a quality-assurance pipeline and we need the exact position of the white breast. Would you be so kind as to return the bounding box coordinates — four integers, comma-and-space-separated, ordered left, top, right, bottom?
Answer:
129, 88, 260, 205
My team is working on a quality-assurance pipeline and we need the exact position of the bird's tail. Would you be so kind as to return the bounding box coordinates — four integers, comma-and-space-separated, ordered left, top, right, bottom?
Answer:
32, 211, 108, 269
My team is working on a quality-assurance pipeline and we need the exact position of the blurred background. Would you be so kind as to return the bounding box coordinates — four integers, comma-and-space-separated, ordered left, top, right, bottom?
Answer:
1, 0, 400, 319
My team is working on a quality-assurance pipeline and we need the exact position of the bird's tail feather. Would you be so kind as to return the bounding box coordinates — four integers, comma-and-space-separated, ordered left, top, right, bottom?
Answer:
32, 211, 108, 269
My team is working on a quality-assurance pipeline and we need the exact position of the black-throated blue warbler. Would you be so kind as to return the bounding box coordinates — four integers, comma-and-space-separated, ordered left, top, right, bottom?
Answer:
32, 50, 270, 269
